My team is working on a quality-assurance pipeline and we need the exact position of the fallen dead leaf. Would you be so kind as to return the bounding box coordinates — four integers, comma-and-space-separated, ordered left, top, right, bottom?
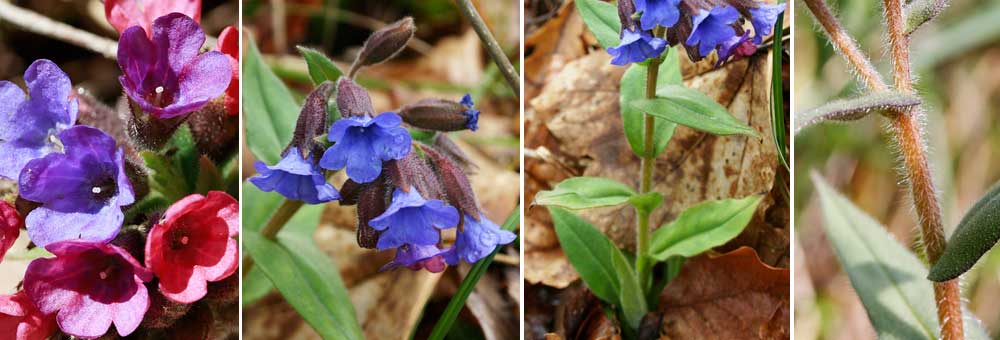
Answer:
524, 1, 586, 101
659, 247, 790, 339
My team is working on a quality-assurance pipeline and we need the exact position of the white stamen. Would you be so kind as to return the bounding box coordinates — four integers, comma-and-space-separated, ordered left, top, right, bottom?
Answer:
99, 271, 108, 280
92, 187, 102, 194
155, 86, 165, 94
180, 236, 189, 245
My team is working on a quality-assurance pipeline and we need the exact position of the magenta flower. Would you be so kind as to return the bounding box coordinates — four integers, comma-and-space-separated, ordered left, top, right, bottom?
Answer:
380, 244, 447, 273
146, 191, 239, 304
0, 201, 22, 264
117, 13, 230, 119
716, 31, 756, 66
19, 126, 134, 247
24, 241, 152, 338
0, 291, 56, 340
369, 187, 459, 250
0, 59, 77, 180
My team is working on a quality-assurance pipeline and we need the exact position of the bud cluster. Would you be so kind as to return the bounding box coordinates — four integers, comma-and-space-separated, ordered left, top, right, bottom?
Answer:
250, 17, 513, 273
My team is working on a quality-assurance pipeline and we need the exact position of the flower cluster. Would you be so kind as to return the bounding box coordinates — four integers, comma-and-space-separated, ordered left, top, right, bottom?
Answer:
609, 0, 785, 66
251, 17, 514, 273
1, 2, 239, 339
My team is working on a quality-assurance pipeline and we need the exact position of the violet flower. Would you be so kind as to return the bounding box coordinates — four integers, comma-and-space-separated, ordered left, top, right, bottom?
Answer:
750, 3, 786, 44
0, 59, 77, 180
19, 125, 134, 248
23, 240, 152, 338
250, 148, 340, 204
635, 0, 681, 30
686, 6, 740, 57
117, 13, 230, 119
319, 112, 412, 184
380, 244, 447, 273
444, 213, 516, 265
608, 28, 668, 65
368, 187, 459, 250
716, 31, 756, 66
460, 94, 480, 131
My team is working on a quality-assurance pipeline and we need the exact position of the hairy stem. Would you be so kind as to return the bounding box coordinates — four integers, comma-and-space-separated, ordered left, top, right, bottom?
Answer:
883, 0, 963, 338
242, 199, 306, 276
635, 43, 663, 290
454, 0, 520, 98
801, 0, 887, 92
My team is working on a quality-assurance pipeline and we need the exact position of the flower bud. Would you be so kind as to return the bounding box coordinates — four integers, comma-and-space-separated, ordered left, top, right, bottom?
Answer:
204, 273, 239, 304
349, 17, 415, 77
290, 82, 335, 157
336, 78, 376, 118
419, 144, 481, 219
432, 133, 476, 172
125, 96, 187, 150
386, 150, 444, 200
398, 94, 480, 132
356, 175, 388, 248
618, 0, 639, 32
188, 98, 238, 160
124, 157, 150, 203
339, 178, 364, 206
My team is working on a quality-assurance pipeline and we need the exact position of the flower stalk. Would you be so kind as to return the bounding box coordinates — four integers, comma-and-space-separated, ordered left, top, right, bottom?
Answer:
454, 0, 519, 97
636, 27, 665, 290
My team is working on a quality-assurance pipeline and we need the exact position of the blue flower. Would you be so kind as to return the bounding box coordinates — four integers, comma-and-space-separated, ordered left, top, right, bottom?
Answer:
380, 244, 447, 273
750, 3, 786, 44
19, 126, 134, 247
460, 94, 480, 131
686, 6, 740, 57
0, 59, 78, 180
635, 0, 681, 30
369, 187, 459, 250
250, 148, 340, 204
319, 112, 411, 183
444, 213, 517, 265
607, 28, 668, 65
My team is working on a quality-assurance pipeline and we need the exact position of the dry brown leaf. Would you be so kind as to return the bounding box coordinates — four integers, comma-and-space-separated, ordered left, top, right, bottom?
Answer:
464, 267, 517, 340
658, 247, 790, 339
524, 1, 586, 101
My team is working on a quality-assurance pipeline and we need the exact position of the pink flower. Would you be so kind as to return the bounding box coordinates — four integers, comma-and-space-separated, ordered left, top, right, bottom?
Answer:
216, 26, 239, 116
0, 291, 56, 340
145, 191, 238, 304
104, 0, 201, 36
23, 241, 152, 338
0, 201, 21, 263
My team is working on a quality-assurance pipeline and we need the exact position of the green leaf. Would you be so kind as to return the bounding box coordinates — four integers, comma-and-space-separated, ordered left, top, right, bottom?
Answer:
535, 177, 636, 210
812, 174, 992, 340
631, 85, 759, 137
141, 151, 189, 201
620, 49, 682, 158
649, 195, 762, 261
194, 156, 223, 195
427, 206, 520, 340
628, 192, 663, 216
240, 182, 294, 306
769, 15, 788, 170
929, 181, 1000, 281
794, 92, 921, 134
244, 33, 299, 164
576, 0, 621, 49
123, 194, 169, 223
610, 246, 647, 330
297, 46, 344, 84
548, 207, 620, 304
170, 125, 199, 190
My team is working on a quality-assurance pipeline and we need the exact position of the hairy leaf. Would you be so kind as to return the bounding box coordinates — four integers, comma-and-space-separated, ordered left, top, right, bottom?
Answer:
576, 0, 621, 49
794, 92, 921, 134
610, 246, 647, 330
244, 34, 299, 164
929, 181, 1000, 281
535, 176, 636, 210
632, 85, 759, 137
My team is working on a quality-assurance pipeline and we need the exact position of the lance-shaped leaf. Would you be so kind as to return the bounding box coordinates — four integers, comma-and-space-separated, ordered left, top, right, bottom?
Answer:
620, 48, 681, 158
929, 181, 1000, 281
548, 207, 620, 304
298, 46, 344, 85
794, 92, 921, 134
812, 173, 991, 340
244, 34, 298, 164
610, 245, 647, 330
632, 85, 759, 137
649, 195, 762, 261
535, 177, 637, 210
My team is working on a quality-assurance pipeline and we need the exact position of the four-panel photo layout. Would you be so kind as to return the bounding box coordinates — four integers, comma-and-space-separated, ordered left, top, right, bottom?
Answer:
0, 0, 997, 339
